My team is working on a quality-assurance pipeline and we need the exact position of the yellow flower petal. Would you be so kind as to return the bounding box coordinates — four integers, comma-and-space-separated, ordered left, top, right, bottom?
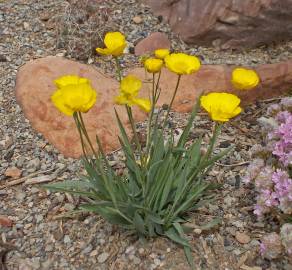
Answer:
165, 53, 201, 75
54, 75, 89, 88
95, 47, 111, 56
132, 98, 151, 112
120, 75, 142, 96
114, 94, 132, 106
96, 32, 127, 57
154, 49, 170, 59
231, 68, 260, 90
51, 89, 74, 116
200, 92, 242, 122
144, 58, 163, 73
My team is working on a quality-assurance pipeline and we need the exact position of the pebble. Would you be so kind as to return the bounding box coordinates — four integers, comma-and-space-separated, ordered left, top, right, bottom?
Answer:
0, 215, 13, 227
4, 166, 22, 178
235, 232, 251, 244
132, 16, 143, 24
194, 228, 202, 234
132, 255, 141, 265
82, 244, 93, 254
63, 235, 71, 244
90, 249, 98, 257
27, 158, 41, 172
125, 245, 135, 254
35, 214, 43, 223
97, 252, 109, 263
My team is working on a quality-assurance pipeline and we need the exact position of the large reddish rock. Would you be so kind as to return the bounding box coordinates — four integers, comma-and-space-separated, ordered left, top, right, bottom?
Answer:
15, 57, 292, 158
143, 0, 292, 49
15, 57, 147, 158
134, 60, 292, 112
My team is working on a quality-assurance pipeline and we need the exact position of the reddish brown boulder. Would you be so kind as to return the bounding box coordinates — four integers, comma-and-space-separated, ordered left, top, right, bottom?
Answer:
135, 32, 171, 56
143, 0, 292, 49
15, 57, 292, 158
132, 60, 292, 113
15, 57, 147, 158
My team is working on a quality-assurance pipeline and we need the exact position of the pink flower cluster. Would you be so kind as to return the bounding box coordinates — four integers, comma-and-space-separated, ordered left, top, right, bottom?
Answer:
270, 111, 292, 166
245, 97, 292, 259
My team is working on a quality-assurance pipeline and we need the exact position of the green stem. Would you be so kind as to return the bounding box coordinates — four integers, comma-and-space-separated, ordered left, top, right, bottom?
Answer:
145, 73, 156, 156
154, 70, 161, 102
73, 112, 90, 162
162, 75, 181, 129
125, 105, 142, 156
114, 57, 122, 82
77, 112, 99, 160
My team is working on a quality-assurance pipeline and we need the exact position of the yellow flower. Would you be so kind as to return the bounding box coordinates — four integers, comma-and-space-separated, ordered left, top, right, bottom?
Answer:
231, 68, 260, 90
144, 58, 163, 73
54, 75, 89, 88
115, 75, 151, 112
120, 75, 142, 96
96, 32, 127, 57
200, 92, 242, 122
165, 53, 201, 75
154, 49, 170, 59
51, 76, 97, 116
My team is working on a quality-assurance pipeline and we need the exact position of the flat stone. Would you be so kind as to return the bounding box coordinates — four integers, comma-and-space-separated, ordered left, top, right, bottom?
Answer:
0, 215, 13, 227
4, 166, 22, 178
15, 57, 292, 158
134, 32, 171, 56
235, 232, 251, 244
97, 252, 109, 263
132, 16, 143, 24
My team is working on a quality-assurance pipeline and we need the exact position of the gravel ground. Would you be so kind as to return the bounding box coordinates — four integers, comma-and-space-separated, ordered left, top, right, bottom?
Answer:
0, 0, 292, 269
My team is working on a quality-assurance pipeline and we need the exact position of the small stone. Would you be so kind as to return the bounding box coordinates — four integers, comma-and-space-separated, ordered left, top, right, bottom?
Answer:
166, 248, 171, 253
132, 256, 141, 265
45, 244, 54, 252
4, 166, 21, 178
235, 232, 251, 244
0, 136, 13, 149
35, 214, 43, 223
133, 16, 143, 24
138, 248, 145, 255
23, 22, 30, 30
27, 158, 41, 172
99, 238, 105, 245
97, 252, 109, 263
154, 258, 161, 266
0, 215, 13, 227
63, 235, 71, 244
82, 244, 93, 254
90, 250, 98, 257
125, 245, 135, 254
16, 156, 26, 167
194, 228, 202, 234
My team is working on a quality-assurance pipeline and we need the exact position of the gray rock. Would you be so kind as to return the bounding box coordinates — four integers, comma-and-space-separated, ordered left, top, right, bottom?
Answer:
97, 252, 109, 263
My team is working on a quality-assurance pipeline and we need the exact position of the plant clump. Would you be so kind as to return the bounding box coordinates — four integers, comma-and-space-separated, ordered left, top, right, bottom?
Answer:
46, 31, 260, 268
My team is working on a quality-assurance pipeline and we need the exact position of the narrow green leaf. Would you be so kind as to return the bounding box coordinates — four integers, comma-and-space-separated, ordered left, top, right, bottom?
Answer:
199, 218, 222, 230
164, 227, 191, 248
177, 97, 201, 148
133, 211, 146, 235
